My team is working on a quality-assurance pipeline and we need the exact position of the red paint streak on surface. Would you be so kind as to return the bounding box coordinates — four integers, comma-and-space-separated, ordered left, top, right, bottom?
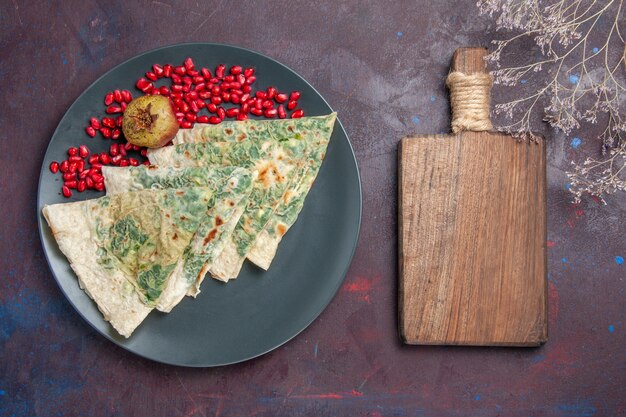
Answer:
291, 390, 364, 399
576, 209, 585, 216
342, 276, 381, 302
530, 339, 579, 377
548, 281, 559, 326
547, 240, 556, 247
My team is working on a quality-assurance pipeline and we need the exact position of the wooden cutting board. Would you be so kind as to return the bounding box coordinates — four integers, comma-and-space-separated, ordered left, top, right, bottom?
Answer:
398, 47, 547, 346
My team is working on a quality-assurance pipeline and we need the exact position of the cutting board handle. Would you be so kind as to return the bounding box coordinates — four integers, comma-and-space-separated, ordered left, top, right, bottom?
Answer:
447, 47, 494, 133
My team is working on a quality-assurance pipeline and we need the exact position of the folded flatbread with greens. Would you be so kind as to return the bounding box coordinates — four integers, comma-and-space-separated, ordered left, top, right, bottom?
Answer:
173, 114, 337, 270
42, 170, 253, 336
148, 138, 305, 281
102, 165, 255, 312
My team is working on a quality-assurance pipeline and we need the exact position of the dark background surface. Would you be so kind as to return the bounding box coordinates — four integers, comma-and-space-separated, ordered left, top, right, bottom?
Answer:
1, 1, 624, 416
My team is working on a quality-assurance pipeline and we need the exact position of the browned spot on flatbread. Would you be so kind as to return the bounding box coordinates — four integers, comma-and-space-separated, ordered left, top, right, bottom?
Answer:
184, 150, 191, 158
277, 224, 287, 236
228, 200, 235, 207
225, 128, 233, 135
215, 216, 224, 226
236, 133, 247, 142
283, 190, 293, 204
176, 191, 185, 196
203, 229, 218, 245
148, 165, 158, 170
180, 215, 187, 221
172, 233, 178, 240
257, 161, 285, 188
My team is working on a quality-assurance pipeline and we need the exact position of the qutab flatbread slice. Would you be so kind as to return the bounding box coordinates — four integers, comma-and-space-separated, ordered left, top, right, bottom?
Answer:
42, 180, 251, 336
173, 114, 337, 270
102, 165, 254, 311
148, 138, 306, 281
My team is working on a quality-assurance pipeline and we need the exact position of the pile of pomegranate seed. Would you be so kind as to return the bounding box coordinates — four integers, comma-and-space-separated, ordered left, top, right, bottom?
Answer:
136, 58, 303, 128
52, 57, 304, 198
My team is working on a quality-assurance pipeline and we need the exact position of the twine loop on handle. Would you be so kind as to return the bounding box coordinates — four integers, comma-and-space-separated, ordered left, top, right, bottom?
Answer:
446, 71, 493, 133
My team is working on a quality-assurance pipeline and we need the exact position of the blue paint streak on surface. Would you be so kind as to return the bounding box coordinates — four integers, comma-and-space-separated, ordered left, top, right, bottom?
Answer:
566, 183, 572, 190
0, 390, 5, 395
562, 257, 567, 263
571, 137, 582, 149
396, 31, 403, 39
557, 399, 597, 416
314, 342, 319, 357
531, 354, 546, 364
61, 53, 67, 65
412, 116, 420, 125
592, 47, 599, 53
520, 79, 527, 84
569, 74, 579, 84
430, 95, 435, 102
615, 256, 624, 265
608, 324, 614, 333
474, 394, 481, 401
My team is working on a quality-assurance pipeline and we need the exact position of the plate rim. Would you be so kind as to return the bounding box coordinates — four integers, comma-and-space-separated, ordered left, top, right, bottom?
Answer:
36, 42, 362, 367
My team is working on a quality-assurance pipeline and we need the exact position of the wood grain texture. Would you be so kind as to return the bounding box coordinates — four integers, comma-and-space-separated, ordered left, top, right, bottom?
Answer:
398, 132, 547, 346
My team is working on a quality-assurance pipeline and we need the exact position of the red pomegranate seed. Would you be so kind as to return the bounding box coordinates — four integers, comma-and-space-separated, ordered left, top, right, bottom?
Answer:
229, 65, 242, 75
77, 180, 86, 192
113, 89, 123, 103
100, 153, 111, 164
106, 105, 122, 114
246, 76, 257, 85
90, 117, 101, 129
187, 91, 198, 101
77, 160, 85, 172
266, 87, 276, 99
254, 99, 263, 110
188, 69, 199, 77
129, 158, 139, 166
141, 83, 154, 93
199, 91, 211, 99
290, 91, 301, 101
95, 182, 105, 192
209, 77, 219, 84
197, 115, 209, 123
287, 100, 297, 110
222, 92, 231, 102
185, 113, 196, 122
237, 74, 246, 85
85, 176, 94, 188
136, 78, 149, 90
180, 120, 193, 129
236, 113, 248, 121
244, 68, 254, 77
62, 186, 72, 198
211, 96, 222, 105
111, 129, 121, 140
122, 90, 133, 103
207, 116, 220, 124
60, 160, 69, 173
119, 146, 127, 156
242, 84, 252, 93
116, 116, 124, 127
85, 126, 96, 137
91, 162, 103, 171
159, 86, 170, 96
215, 64, 225, 79
291, 109, 304, 118
175, 111, 185, 119
118, 159, 129, 167
224, 75, 235, 83
100, 128, 112, 139
171, 84, 183, 93
241, 102, 250, 114
264, 108, 277, 118
121, 102, 127, 111
217, 107, 226, 119
63, 172, 75, 181
190, 101, 199, 113
255, 91, 267, 99
210, 85, 220, 96
231, 94, 240, 104
275, 93, 288, 103
79, 145, 89, 158
104, 93, 114, 106
183, 76, 193, 86
250, 107, 263, 116
111, 155, 122, 165
201, 68, 211, 79
171, 74, 182, 85
79, 169, 90, 180
226, 108, 239, 118
91, 173, 104, 183
65, 180, 77, 189
68, 147, 78, 157
174, 66, 186, 76
163, 64, 173, 77
195, 99, 206, 109
278, 105, 286, 119
102, 117, 115, 128
241, 93, 250, 102
146, 71, 157, 81
109, 143, 119, 156
192, 76, 204, 84
184, 57, 195, 71
262, 100, 273, 109
49, 161, 59, 173
140, 149, 148, 157
194, 83, 206, 92
88, 154, 99, 164
153, 64, 164, 77
208, 103, 217, 113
